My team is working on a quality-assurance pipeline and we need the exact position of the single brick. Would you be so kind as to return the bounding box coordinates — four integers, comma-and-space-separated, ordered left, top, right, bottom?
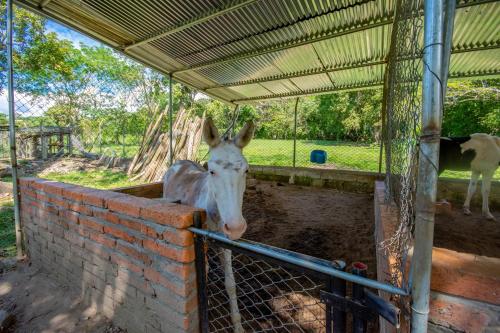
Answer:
47, 221, 65, 238
31, 179, 51, 191
108, 195, 156, 218
20, 187, 37, 200
68, 201, 93, 216
103, 224, 138, 244
62, 185, 93, 202
140, 203, 204, 229
118, 215, 142, 232
43, 181, 75, 196
116, 240, 151, 265
19, 177, 37, 188
47, 195, 69, 209
116, 267, 152, 295
80, 216, 105, 233
143, 239, 194, 263
110, 253, 143, 274
64, 230, 85, 247
84, 238, 112, 260
144, 267, 194, 298
155, 260, 195, 281
81, 189, 126, 208
162, 228, 194, 247
68, 222, 90, 238
60, 209, 80, 224
88, 229, 116, 249
92, 207, 119, 224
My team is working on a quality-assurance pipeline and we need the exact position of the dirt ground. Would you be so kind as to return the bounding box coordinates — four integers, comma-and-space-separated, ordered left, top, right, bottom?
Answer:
0, 262, 123, 333
434, 202, 500, 258
242, 180, 377, 279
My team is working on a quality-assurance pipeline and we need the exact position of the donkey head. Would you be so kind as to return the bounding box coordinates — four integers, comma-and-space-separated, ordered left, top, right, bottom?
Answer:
203, 118, 255, 240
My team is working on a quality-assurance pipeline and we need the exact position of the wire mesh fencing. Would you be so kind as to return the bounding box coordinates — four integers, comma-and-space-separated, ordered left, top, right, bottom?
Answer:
205, 245, 327, 333
380, 0, 424, 325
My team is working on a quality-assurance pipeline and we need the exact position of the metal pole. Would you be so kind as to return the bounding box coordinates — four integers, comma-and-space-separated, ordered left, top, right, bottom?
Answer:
168, 73, 174, 166
6, 0, 23, 259
189, 227, 409, 296
193, 212, 209, 333
411, 0, 445, 331
441, 0, 456, 98
331, 260, 346, 333
292, 98, 299, 168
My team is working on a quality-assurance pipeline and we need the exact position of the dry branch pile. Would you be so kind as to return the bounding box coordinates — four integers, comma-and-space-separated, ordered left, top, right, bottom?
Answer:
128, 106, 204, 182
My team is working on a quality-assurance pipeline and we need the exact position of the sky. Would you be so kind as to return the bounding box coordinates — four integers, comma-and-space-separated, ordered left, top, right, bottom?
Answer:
0, 19, 102, 115
0, 17, 208, 115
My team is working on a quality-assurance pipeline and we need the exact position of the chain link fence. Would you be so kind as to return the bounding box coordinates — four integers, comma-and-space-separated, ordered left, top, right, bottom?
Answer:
380, 0, 424, 325
205, 245, 327, 333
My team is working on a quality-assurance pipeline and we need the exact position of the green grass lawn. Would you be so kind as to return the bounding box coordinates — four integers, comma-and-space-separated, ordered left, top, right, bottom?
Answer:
42, 169, 139, 189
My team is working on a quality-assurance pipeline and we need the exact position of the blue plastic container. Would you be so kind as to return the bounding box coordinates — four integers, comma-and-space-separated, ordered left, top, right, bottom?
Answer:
310, 150, 327, 164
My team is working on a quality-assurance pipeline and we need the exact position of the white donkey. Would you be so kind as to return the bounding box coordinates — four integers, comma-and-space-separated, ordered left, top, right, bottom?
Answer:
163, 118, 255, 332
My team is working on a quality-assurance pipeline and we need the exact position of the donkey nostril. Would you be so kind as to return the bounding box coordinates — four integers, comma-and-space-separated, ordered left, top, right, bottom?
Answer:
223, 224, 231, 234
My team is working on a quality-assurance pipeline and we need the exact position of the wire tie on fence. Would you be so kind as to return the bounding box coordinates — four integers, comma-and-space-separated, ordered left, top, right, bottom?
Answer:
410, 305, 429, 315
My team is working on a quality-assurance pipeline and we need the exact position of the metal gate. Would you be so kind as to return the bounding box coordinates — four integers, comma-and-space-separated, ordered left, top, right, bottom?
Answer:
190, 214, 404, 333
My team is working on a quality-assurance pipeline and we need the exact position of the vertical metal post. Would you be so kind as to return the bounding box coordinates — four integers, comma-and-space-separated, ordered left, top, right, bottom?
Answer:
352, 262, 368, 333
292, 98, 299, 168
168, 73, 174, 166
193, 212, 209, 333
330, 260, 346, 333
379, 66, 389, 176
6, 0, 23, 259
168, 73, 174, 165
441, 0, 456, 98
411, 0, 445, 331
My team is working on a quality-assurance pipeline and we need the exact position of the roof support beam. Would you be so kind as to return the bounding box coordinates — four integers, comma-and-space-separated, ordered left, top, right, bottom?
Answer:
215, 59, 387, 88
173, 0, 495, 76
231, 69, 500, 104
232, 82, 385, 103
124, 0, 260, 51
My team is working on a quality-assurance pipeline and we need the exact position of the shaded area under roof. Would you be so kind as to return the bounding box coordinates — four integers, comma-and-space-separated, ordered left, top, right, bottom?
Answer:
15, 0, 500, 105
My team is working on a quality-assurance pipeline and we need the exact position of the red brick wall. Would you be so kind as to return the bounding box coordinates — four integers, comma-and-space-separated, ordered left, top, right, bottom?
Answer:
19, 177, 204, 333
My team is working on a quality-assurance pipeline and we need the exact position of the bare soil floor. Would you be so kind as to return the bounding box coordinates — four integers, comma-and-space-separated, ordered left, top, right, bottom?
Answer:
0, 262, 123, 333
434, 202, 500, 258
243, 180, 377, 279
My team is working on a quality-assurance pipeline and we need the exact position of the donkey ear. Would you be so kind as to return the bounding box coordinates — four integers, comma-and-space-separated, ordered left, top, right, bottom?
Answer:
234, 121, 255, 149
203, 117, 220, 148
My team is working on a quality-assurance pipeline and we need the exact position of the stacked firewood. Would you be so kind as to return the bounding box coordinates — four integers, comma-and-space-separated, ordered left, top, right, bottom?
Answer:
128, 106, 204, 182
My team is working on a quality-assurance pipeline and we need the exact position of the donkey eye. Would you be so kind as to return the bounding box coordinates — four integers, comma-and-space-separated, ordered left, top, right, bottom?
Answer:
210, 170, 215, 175
245, 169, 249, 173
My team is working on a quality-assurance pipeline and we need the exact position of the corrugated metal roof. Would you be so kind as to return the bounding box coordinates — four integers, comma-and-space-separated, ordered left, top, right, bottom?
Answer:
15, 0, 500, 105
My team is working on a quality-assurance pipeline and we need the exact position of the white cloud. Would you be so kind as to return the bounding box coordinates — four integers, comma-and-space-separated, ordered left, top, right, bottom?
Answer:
0, 94, 8, 115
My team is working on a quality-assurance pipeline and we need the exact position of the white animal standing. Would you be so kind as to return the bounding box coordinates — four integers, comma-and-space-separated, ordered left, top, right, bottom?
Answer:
163, 118, 255, 333
460, 134, 500, 221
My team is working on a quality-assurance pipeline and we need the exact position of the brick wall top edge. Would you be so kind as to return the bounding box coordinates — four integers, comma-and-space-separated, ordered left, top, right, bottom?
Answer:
19, 177, 206, 227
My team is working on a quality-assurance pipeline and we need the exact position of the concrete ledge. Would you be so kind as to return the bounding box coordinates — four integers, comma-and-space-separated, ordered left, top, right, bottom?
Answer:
374, 180, 500, 332
249, 165, 382, 193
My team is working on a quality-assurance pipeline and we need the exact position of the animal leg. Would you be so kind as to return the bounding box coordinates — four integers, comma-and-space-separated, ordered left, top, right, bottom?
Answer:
481, 171, 496, 221
221, 249, 244, 333
463, 171, 479, 215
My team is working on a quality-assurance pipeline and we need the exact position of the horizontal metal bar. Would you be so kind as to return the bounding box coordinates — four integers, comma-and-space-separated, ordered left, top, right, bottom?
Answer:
230, 81, 385, 103
189, 227, 409, 296
124, 0, 260, 51
215, 60, 387, 88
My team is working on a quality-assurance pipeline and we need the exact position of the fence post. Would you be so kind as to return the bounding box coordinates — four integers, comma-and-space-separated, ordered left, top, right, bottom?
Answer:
193, 212, 209, 333
330, 259, 346, 333
410, 0, 446, 331
168, 73, 174, 166
352, 262, 368, 333
6, 0, 23, 259
292, 97, 299, 168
